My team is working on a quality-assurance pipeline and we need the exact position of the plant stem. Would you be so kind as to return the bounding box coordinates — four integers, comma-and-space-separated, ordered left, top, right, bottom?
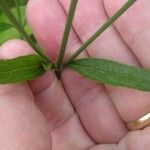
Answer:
64, 0, 136, 67
14, 0, 22, 24
14, 0, 23, 39
22, 18, 27, 28
56, 0, 78, 71
0, 0, 52, 64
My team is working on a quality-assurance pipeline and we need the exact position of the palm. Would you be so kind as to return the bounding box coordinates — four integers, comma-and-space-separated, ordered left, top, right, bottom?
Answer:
0, 0, 150, 149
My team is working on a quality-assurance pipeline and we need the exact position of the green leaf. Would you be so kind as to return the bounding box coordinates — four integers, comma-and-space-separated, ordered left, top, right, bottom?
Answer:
0, 55, 50, 84
0, 22, 12, 32
68, 58, 150, 91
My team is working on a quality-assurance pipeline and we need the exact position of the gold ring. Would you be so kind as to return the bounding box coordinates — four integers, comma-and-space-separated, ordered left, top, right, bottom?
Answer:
126, 113, 150, 130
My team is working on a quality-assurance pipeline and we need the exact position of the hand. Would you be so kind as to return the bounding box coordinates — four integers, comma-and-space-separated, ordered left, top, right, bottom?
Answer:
0, 0, 149, 149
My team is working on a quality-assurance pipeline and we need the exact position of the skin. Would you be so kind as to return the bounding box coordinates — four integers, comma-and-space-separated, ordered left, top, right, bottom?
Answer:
0, 0, 150, 149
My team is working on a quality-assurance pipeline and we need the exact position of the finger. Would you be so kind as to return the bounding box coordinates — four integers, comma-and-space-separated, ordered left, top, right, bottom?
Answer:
0, 40, 51, 149
26, 0, 79, 132
26, 0, 86, 62
90, 127, 150, 149
26, 1, 95, 149
62, 70, 127, 143
102, 0, 150, 122
60, 0, 137, 64
28, 0, 130, 143
26, 0, 91, 133
60, 0, 130, 143
118, 126, 150, 149
104, 0, 150, 68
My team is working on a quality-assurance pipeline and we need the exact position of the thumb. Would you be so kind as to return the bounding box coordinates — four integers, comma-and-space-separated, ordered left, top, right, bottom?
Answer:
0, 40, 51, 150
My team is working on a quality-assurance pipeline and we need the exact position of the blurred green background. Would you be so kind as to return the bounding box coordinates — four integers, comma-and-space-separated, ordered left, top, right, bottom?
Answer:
0, 0, 33, 45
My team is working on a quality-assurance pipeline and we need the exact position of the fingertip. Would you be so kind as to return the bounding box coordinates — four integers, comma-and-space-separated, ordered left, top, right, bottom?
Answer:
0, 39, 35, 92
0, 39, 34, 59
